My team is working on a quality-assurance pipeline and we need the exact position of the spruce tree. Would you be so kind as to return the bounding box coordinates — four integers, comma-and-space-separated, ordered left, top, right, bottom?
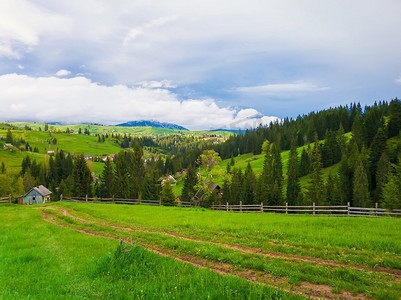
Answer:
387, 98, 401, 138
101, 157, 114, 198
160, 181, 176, 206
230, 167, 243, 204
299, 147, 311, 177
286, 142, 300, 205
256, 140, 272, 204
306, 138, 325, 205
369, 127, 387, 192
72, 154, 93, 197
351, 112, 363, 151
353, 160, 370, 207
270, 143, 283, 205
243, 163, 256, 204
181, 165, 198, 202
375, 152, 391, 203
0, 162, 6, 174
221, 177, 231, 205
114, 151, 130, 198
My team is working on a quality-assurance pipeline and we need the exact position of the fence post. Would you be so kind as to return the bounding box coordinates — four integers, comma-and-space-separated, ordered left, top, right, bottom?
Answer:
313, 202, 316, 216
9, 194, 12, 204
112, 195, 115, 204
159, 199, 162, 206
226, 202, 229, 212
347, 202, 350, 216
260, 202, 263, 213
286, 202, 288, 214
60, 194, 63, 202
240, 201, 242, 213
85, 194, 88, 202
375, 202, 378, 217
212, 202, 214, 210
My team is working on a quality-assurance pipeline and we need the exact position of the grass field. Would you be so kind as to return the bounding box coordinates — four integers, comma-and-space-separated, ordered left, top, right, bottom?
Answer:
0, 204, 302, 299
1, 202, 400, 299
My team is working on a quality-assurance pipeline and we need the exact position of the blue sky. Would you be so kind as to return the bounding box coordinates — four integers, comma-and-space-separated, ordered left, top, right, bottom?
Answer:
0, 0, 400, 129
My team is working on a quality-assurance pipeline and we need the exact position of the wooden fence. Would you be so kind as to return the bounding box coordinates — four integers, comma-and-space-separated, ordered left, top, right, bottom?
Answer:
211, 201, 401, 217
61, 195, 193, 207
0, 195, 12, 204
59, 195, 401, 218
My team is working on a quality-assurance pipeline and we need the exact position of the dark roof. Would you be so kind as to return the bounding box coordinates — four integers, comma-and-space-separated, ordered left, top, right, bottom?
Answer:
23, 185, 52, 197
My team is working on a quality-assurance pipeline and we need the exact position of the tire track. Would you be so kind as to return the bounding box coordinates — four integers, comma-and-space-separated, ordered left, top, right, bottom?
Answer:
46, 206, 401, 279
40, 210, 369, 300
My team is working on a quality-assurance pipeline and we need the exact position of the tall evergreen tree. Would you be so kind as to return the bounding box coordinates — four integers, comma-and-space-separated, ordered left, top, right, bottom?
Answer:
230, 167, 243, 204
270, 143, 283, 205
299, 147, 311, 177
387, 98, 401, 138
114, 151, 130, 198
221, 177, 231, 205
306, 138, 325, 205
181, 165, 198, 202
369, 127, 387, 192
353, 160, 370, 207
375, 152, 391, 203
101, 157, 114, 198
72, 154, 93, 197
160, 181, 176, 206
243, 163, 256, 204
286, 142, 300, 205
351, 112, 364, 151
141, 171, 160, 200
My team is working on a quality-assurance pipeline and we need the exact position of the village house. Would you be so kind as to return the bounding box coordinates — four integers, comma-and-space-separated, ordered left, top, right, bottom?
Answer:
3, 143, 12, 149
19, 185, 52, 205
47, 150, 55, 156
161, 175, 177, 186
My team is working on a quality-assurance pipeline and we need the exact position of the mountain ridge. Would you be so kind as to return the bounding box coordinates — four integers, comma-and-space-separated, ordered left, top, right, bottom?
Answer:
115, 120, 189, 131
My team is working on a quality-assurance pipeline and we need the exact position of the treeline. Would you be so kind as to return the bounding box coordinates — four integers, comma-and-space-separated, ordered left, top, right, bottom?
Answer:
216, 98, 401, 209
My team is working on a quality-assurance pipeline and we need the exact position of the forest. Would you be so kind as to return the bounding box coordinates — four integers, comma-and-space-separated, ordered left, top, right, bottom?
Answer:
1, 98, 401, 209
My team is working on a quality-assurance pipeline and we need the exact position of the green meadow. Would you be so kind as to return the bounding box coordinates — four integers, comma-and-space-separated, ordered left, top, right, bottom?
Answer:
2, 202, 400, 299
0, 204, 302, 299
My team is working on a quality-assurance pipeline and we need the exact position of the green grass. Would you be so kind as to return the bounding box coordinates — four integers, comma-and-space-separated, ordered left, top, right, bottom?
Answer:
0, 205, 301, 299
40, 202, 401, 299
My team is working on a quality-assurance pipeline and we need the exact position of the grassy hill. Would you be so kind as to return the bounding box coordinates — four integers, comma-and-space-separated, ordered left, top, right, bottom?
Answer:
3, 121, 232, 137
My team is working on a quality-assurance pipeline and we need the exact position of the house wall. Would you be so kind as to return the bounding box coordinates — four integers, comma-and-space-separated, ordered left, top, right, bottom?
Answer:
23, 190, 44, 204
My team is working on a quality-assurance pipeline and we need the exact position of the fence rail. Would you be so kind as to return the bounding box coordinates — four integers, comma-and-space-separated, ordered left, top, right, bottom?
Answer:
211, 201, 401, 217
0, 195, 12, 204
47, 195, 401, 218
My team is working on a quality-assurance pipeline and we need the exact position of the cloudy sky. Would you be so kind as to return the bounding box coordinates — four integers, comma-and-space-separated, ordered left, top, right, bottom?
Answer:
1, 0, 400, 130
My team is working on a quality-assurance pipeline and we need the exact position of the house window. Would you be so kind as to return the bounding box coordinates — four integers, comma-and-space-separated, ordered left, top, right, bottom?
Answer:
32, 196, 36, 204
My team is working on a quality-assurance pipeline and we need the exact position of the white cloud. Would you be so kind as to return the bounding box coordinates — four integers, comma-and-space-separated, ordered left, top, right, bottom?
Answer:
55, 69, 72, 77
17, 65, 24, 70
138, 80, 176, 89
236, 82, 329, 95
0, 0, 71, 58
123, 15, 178, 46
0, 73, 277, 130
396, 76, 401, 84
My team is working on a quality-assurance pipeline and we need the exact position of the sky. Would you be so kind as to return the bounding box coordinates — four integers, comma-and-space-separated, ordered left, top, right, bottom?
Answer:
0, 0, 401, 130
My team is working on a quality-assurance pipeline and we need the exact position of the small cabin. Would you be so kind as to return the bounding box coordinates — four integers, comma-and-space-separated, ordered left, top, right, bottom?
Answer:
19, 185, 52, 205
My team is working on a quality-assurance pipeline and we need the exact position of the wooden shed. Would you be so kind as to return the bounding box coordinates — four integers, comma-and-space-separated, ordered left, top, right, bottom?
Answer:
19, 185, 52, 205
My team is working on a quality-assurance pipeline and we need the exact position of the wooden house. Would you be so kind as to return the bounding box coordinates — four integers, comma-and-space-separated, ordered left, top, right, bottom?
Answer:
19, 185, 52, 205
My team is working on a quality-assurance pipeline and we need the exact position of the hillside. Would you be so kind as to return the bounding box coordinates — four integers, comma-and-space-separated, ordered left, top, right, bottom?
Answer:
116, 120, 189, 131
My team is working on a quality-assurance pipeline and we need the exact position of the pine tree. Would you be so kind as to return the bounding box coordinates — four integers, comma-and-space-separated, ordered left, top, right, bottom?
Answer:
306, 138, 325, 205
375, 152, 391, 203
23, 168, 35, 192
243, 163, 256, 204
270, 143, 283, 205
351, 112, 363, 151
221, 177, 231, 205
382, 160, 401, 209
72, 154, 93, 197
230, 168, 243, 204
160, 181, 176, 206
286, 142, 300, 205
256, 140, 272, 204
299, 147, 311, 177
141, 171, 160, 200
101, 157, 114, 198
114, 151, 130, 198
387, 98, 401, 138
353, 160, 370, 207
130, 142, 145, 198
181, 165, 198, 202
369, 127, 387, 192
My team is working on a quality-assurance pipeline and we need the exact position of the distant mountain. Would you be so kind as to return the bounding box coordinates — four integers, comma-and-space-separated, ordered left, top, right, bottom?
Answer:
116, 120, 189, 131
210, 128, 250, 134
